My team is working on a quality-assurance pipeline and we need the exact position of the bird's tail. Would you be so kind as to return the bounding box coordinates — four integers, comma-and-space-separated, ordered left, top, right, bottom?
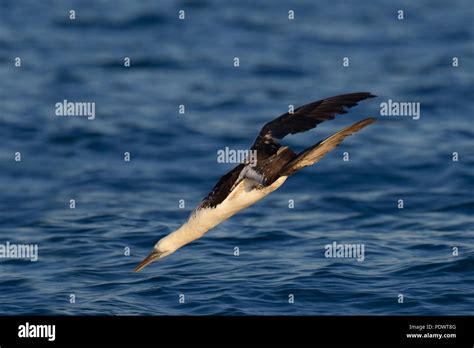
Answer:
279, 117, 376, 176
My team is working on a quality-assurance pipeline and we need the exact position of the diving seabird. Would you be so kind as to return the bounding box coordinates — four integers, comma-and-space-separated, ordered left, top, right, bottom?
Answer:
135, 92, 376, 272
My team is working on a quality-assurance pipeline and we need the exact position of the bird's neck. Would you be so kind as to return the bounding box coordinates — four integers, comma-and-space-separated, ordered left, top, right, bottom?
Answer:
162, 218, 211, 252
160, 206, 232, 254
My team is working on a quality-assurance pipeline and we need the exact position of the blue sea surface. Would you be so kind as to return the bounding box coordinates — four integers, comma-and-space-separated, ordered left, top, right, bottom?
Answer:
0, 0, 473, 315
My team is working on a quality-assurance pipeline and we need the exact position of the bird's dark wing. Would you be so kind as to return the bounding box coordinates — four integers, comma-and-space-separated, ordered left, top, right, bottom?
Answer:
198, 93, 375, 208
280, 117, 376, 176
198, 164, 245, 209
251, 92, 376, 161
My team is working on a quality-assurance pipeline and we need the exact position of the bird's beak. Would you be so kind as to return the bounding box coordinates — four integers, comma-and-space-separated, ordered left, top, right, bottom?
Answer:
134, 249, 165, 272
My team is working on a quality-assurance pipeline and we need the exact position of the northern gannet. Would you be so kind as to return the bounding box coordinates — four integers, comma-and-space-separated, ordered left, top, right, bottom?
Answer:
135, 92, 376, 272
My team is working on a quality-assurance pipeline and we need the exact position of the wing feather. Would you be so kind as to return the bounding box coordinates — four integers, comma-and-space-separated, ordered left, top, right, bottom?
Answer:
251, 92, 375, 160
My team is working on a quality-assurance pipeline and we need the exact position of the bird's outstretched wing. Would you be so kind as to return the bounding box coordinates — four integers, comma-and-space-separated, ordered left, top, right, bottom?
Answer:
280, 117, 376, 176
248, 92, 376, 184
198, 93, 375, 209
251, 92, 376, 161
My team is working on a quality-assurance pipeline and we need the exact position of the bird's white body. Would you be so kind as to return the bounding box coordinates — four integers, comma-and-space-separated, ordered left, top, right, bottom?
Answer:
157, 176, 288, 255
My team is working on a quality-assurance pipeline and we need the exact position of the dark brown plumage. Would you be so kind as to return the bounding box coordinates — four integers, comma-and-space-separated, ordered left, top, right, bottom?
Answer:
198, 93, 376, 209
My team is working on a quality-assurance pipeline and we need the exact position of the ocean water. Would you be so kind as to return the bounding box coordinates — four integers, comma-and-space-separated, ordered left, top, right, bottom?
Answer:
0, 0, 473, 315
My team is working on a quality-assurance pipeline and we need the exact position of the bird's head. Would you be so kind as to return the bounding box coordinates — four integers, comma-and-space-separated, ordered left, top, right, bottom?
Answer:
133, 236, 176, 272
134, 220, 208, 272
